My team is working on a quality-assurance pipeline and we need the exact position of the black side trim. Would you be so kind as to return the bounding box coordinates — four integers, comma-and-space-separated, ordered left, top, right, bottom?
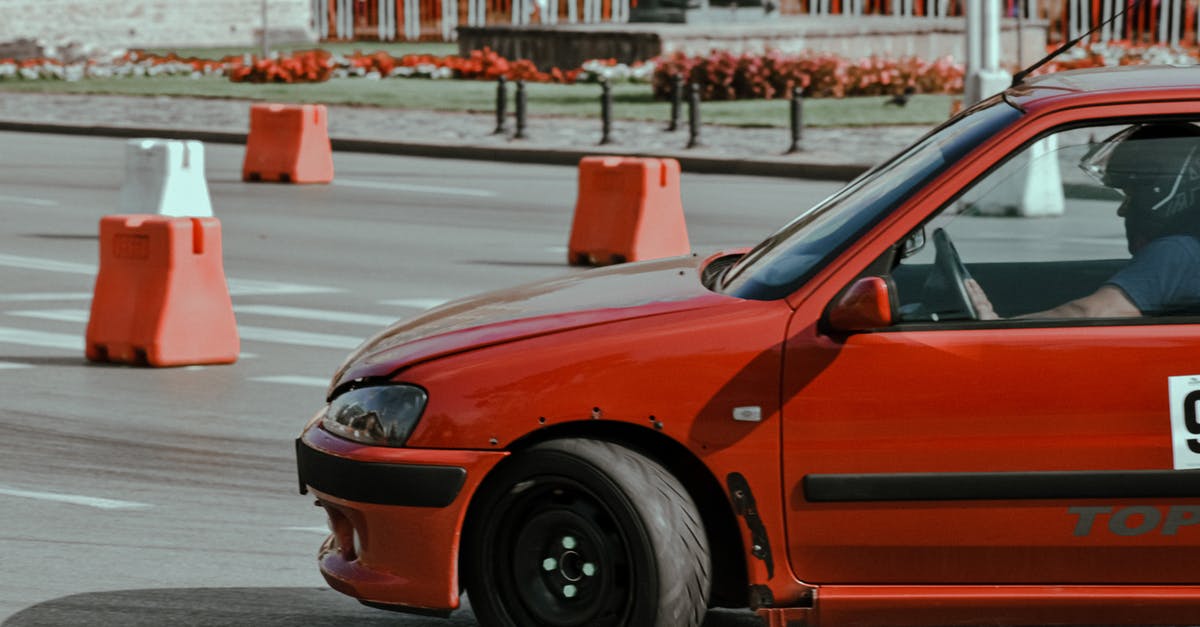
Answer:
804, 469, 1200, 502
296, 438, 467, 507
727, 472, 774, 579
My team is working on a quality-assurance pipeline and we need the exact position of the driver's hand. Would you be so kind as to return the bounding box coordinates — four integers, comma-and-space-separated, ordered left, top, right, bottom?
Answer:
965, 278, 999, 320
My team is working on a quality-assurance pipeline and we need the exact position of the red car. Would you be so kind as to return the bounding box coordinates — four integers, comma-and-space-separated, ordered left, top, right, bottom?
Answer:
296, 65, 1200, 626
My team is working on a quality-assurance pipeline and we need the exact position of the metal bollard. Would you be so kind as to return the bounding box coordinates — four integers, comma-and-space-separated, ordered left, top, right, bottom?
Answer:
666, 73, 683, 132
515, 79, 528, 140
785, 86, 803, 154
599, 79, 613, 145
686, 82, 702, 149
493, 76, 508, 135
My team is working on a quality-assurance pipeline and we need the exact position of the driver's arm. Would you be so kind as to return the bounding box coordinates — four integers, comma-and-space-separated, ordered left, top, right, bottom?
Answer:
1020, 284, 1140, 319
965, 279, 1141, 320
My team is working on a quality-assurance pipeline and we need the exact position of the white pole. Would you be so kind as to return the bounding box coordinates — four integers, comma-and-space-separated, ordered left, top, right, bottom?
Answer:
405, 0, 420, 39
443, 0, 454, 39
965, 0, 982, 102
968, 0, 1011, 103
1076, 0, 1088, 40
1114, 0, 1124, 39
260, 0, 269, 58
1100, 0, 1112, 41
982, 0, 999, 71
389, 0, 398, 40
378, 0, 387, 40
340, 0, 352, 38
1161, 0, 1180, 42
1157, 0, 1167, 43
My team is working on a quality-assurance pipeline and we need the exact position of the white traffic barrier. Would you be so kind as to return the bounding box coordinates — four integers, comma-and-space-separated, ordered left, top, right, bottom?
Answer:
961, 136, 1064, 218
117, 139, 213, 218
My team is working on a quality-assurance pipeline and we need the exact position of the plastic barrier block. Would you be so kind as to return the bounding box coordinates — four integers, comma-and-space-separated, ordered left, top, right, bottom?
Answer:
86, 215, 240, 367
567, 156, 690, 266
118, 139, 213, 217
242, 103, 334, 184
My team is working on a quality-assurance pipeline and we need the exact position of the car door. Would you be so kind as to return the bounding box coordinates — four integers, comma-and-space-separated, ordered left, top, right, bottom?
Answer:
780, 118, 1200, 586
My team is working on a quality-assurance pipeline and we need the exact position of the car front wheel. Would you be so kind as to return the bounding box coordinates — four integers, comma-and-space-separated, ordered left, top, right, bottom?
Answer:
463, 438, 711, 627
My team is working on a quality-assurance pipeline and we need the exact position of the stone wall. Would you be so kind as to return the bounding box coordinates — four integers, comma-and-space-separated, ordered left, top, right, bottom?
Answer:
0, 0, 316, 51
460, 16, 1049, 71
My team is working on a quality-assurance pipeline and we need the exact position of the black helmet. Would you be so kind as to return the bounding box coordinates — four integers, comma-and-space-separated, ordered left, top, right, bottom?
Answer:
1094, 123, 1200, 250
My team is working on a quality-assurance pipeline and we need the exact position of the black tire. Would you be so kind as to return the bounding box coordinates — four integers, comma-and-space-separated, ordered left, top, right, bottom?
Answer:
462, 438, 711, 627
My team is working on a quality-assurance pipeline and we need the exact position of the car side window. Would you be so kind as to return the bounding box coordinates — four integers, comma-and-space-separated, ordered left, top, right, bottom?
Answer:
887, 121, 1200, 324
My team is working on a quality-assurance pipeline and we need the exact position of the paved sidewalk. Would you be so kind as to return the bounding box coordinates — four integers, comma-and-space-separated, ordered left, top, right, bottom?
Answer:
0, 92, 936, 180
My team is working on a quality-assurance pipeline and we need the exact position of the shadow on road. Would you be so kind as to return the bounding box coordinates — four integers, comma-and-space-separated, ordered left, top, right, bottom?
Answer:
3, 587, 763, 626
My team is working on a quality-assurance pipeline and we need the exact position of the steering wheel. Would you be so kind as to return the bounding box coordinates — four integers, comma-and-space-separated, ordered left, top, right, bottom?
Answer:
931, 228, 978, 320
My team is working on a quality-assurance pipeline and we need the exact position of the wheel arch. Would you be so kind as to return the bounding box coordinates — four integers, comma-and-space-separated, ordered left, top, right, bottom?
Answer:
459, 420, 750, 609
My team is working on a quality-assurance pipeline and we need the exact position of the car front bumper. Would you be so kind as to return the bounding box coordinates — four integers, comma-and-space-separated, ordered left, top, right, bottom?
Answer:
296, 427, 508, 613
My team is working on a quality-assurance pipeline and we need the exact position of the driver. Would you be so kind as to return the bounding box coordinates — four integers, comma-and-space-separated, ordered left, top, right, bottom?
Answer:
968, 122, 1200, 319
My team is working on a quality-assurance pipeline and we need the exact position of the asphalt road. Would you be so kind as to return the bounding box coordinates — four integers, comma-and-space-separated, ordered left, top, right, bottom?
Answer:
0, 131, 840, 626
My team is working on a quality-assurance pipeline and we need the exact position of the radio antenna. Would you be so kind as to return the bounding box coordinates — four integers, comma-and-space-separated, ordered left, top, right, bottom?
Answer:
1010, 0, 1148, 87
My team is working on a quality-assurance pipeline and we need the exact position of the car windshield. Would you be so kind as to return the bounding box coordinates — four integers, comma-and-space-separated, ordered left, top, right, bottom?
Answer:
719, 96, 1023, 301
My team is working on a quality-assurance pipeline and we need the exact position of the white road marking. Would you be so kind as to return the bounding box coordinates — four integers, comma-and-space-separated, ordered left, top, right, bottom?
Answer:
281, 526, 330, 534
0, 326, 83, 351
234, 304, 395, 326
5, 311, 362, 350
0, 362, 33, 369
0, 253, 93, 274
0, 254, 341, 295
0, 292, 91, 302
545, 246, 568, 254
237, 325, 364, 349
251, 375, 329, 388
378, 298, 448, 310
0, 484, 151, 510
0, 194, 58, 207
226, 278, 341, 296
336, 178, 498, 198
8, 309, 85, 323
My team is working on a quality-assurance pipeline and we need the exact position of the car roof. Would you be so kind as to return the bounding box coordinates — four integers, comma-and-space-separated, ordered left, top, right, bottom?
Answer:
1007, 65, 1200, 113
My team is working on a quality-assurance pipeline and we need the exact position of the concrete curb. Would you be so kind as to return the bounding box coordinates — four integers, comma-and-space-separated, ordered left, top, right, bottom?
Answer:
0, 120, 870, 181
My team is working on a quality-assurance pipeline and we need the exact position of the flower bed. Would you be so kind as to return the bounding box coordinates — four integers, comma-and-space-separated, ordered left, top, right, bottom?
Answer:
650, 43, 1200, 100
651, 50, 967, 100
2, 43, 1196, 99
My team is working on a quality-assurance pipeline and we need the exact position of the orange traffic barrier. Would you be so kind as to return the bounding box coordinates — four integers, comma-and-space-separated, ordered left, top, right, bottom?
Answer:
242, 103, 334, 184
567, 157, 691, 266
86, 215, 240, 367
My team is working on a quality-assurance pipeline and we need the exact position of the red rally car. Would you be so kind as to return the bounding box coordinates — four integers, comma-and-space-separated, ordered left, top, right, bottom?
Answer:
296, 65, 1200, 626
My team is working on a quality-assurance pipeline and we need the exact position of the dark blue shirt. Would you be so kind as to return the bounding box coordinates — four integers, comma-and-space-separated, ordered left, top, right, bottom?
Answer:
1106, 235, 1200, 314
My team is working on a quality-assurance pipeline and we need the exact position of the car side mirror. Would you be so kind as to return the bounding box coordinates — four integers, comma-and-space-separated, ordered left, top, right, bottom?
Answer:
827, 277, 894, 332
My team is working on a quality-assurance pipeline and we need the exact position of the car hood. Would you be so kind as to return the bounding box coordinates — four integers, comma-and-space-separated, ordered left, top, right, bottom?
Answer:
329, 255, 730, 396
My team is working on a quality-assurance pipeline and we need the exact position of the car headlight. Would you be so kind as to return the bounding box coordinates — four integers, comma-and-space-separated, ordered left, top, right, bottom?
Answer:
321, 385, 428, 447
